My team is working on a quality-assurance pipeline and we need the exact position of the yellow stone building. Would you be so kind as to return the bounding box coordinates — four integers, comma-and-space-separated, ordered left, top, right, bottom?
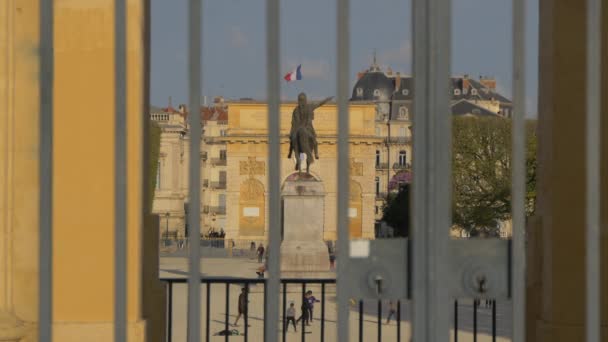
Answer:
152, 99, 381, 246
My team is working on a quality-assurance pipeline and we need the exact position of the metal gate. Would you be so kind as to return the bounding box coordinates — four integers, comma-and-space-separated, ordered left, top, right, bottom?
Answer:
37, 0, 603, 341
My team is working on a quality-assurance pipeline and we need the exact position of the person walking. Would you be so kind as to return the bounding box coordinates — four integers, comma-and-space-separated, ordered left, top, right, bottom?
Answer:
295, 295, 310, 326
233, 288, 249, 327
386, 300, 397, 324
285, 302, 297, 332
305, 290, 320, 322
257, 244, 265, 263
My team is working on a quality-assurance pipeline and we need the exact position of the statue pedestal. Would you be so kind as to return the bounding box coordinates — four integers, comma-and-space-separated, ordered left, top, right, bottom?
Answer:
280, 179, 332, 278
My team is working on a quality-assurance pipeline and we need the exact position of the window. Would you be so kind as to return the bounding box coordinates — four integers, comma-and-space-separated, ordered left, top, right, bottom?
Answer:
402, 89, 409, 96
219, 150, 226, 160
373, 89, 380, 97
463, 87, 468, 94
218, 194, 226, 208
399, 150, 407, 166
471, 88, 478, 95
219, 171, 227, 184
156, 161, 161, 189
375, 205, 379, 215
399, 106, 409, 120
454, 88, 461, 95
399, 126, 406, 137
375, 150, 380, 166
356, 87, 363, 97
375, 177, 380, 195
220, 129, 227, 136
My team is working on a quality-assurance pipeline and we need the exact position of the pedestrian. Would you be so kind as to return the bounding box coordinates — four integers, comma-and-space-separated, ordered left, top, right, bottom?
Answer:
255, 264, 265, 278
305, 290, 320, 322
257, 244, 265, 263
295, 295, 310, 326
233, 288, 249, 327
386, 301, 397, 324
285, 302, 297, 332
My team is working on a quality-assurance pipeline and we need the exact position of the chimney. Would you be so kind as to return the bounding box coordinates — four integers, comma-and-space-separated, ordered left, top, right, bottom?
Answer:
178, 104, 186, 114
357, 71, 365, 80
462, 75, 470, 90
395, 72, 401, 93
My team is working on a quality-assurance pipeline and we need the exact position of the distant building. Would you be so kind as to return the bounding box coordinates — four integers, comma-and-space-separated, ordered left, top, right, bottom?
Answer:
350, 57, 512, 222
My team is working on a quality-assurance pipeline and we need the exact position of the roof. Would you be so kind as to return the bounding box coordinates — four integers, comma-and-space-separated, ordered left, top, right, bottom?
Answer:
450, 99, 500, 117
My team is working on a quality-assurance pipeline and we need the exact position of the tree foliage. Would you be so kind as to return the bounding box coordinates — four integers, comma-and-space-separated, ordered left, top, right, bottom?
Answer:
452, 116, 537, 235
381, 183, 410, 237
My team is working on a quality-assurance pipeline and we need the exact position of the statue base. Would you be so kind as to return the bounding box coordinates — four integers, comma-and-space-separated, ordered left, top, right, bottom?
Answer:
280, 179, 331, 278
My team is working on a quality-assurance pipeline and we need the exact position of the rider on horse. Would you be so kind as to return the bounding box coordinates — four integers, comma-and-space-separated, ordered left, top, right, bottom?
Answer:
287, 93, 333, 161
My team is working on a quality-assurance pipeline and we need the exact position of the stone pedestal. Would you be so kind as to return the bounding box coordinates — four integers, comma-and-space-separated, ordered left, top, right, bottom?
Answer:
280, 179, 331, 278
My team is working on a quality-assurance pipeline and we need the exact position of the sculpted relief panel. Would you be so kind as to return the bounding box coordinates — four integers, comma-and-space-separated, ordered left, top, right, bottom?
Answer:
239, 178, 265, 236
349, 180, 363, 238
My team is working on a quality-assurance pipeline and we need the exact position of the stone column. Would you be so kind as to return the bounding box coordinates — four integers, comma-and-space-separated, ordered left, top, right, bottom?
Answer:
530, 0, 608, 340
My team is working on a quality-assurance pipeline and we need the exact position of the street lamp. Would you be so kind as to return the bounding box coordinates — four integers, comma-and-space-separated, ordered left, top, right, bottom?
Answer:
165, 212, 170, 245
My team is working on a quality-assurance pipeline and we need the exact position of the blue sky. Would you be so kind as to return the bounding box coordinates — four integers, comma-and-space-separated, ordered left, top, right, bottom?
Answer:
151, 0, 538, 115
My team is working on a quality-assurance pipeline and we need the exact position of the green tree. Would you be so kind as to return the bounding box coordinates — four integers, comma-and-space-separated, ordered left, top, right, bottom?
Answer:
452, 116, 537, 235
381, 183, 411, 237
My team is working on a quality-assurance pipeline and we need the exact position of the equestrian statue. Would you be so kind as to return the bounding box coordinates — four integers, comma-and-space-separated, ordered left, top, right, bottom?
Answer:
287, 93, 333, 174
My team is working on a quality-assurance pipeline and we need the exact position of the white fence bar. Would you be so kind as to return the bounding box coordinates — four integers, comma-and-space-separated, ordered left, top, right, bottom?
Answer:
511, 0, 526, 341
39, 0, 54, 341
336, 0, 350, 340
187, 0, 202, 341
585, 0, 602, 341
412, 0, 451, 340
114, 0, 128, 341
265, 0, 281, 340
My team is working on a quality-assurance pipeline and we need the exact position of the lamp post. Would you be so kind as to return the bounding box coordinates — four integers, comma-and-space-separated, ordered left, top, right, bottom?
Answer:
165, 212, 170, 245
385, 113, 391, 199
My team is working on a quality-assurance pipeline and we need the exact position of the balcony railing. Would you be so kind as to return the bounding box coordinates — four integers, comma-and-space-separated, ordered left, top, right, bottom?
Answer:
385, 137, 412, 145
210, 157, 227, 166
375, 162, 389, 170
393, 162, 411, 170
151, 113, 170, 121
203, 205, 226, 215
210, 181, 226, 189
376, 192, 388, 199
159, 277, 502, 342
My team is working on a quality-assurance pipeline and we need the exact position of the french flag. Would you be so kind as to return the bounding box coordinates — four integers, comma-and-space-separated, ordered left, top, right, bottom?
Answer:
284, 65, 302, 82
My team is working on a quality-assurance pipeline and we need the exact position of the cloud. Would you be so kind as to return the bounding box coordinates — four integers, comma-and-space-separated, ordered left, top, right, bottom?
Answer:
378, 40, 412, 71
285, 58, 331, 80
229, 26, 247, 48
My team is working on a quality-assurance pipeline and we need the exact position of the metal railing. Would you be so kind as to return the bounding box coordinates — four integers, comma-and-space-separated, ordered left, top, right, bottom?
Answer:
203, 205, 226, 215
210, 181, 227, 189
375, 192, 388, 200
375, 162, 389, 170
160, 277, 502, 342
392, 162, 411, 170
384, 137, 411, 145
210, 157, 227, 166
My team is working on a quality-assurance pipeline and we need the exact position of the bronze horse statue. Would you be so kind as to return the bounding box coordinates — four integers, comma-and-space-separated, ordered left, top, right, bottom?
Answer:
290, 126, 316, 174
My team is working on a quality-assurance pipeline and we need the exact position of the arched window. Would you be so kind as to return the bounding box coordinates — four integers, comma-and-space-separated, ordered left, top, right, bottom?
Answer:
471, 88, 478, 95
402, 89, 409, 96
454, 89, 461, 96
373, 89, 380, 97
399, 150, 407, 166
356, 87, 363, 97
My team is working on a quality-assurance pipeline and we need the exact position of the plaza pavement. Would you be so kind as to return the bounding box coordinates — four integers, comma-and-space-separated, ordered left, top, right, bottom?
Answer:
160, 256, 512, 341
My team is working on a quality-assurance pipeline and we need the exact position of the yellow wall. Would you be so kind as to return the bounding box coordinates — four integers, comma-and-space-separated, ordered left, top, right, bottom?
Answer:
1, 0, 150, 341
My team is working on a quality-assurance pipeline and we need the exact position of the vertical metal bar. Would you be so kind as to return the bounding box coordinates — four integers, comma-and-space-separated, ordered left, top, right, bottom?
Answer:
265, 0, 281, 340
301, 284, 306, 342
225, 284, 229, 342
244, 284, 249, 342
473, 300, 477, 342
396, 301, 401, 342
168, 283, 173, 342
206, 283, 210, 342
282, 282, 287, 342
511, 0, 526, 340
492, 300, 496, 342
358, 301, 363, 342
336, 0, 350, 341
39, 0, 54, 341
454, 300, 458, 342
114, 0, 128, 341
377, 300, 382, 342
412, 0, 451, 340
321, 283, 326, 342
187, 0, 202, 341
585, 0, 602, 342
